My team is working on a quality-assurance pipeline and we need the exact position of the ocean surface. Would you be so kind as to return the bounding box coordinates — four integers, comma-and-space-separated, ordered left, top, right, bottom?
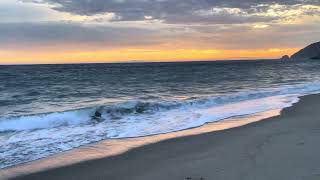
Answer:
1, 60, 320, 168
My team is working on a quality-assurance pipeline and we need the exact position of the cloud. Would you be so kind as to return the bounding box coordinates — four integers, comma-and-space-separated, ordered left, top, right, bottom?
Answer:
1, 0, 319, 53
189, 23, 320, 49
21, 0, 320, 24
0, 22, 162, 51
0, 19, 319, 52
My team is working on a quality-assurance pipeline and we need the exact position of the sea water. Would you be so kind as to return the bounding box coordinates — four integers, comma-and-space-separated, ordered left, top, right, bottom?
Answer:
1, 60, 320, 168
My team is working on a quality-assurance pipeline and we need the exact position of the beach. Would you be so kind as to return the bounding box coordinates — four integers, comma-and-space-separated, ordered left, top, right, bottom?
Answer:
8, 93, 320, 180
2, 0, 319, 179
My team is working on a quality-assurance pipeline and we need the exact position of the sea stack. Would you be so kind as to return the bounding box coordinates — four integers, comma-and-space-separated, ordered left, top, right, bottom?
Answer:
280, 55, 290, 61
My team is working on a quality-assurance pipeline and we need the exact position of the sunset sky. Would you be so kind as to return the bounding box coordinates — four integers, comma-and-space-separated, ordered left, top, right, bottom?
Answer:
1, 0, 319, 64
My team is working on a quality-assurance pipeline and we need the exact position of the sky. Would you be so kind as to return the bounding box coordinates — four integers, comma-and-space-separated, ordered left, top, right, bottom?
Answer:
0, 0, 319, 64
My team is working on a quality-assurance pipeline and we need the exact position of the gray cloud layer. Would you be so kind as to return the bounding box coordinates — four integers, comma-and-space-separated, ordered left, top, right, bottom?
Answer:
1, 21, 319, 51
25, 0, 320, 24
0, 22, 162, 50
0, 0, 319, 52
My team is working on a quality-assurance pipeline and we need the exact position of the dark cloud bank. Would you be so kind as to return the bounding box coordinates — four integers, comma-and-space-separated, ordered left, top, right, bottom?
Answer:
27, 0, 320, 23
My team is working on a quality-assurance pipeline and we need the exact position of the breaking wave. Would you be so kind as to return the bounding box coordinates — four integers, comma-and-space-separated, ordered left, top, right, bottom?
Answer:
1, 81, 320, 133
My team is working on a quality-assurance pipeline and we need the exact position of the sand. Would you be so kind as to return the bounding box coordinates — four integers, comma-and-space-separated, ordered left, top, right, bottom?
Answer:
10, 94, 320, 180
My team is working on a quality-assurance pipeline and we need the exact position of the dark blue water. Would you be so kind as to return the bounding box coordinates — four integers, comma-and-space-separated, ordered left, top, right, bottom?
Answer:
1, 60, 320, 168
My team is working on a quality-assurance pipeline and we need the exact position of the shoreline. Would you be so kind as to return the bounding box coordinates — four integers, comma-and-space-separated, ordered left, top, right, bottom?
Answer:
4, 93, 320, 179
1, 110, 282, 179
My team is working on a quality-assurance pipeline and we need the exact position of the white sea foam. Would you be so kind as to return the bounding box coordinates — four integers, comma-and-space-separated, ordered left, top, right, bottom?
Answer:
1, 82, 320, 133
1, 82, 320, 168
0, 109, 95, 132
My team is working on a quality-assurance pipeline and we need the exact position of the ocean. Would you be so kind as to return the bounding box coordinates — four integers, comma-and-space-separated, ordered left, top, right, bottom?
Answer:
1, 60, 320, 168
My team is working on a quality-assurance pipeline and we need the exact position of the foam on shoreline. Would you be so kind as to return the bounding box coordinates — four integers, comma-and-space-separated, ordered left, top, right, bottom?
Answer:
0, 108, 282, 179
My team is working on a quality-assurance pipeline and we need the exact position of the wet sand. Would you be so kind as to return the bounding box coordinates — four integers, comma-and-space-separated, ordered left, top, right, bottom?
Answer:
10, 94, 320, 180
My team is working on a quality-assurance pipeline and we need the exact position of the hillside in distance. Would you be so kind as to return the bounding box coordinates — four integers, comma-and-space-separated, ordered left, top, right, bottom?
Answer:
290, 41, 320, 60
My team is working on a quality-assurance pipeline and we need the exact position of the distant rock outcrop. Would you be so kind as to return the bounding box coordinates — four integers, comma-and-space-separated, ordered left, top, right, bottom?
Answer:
280, 55, 290, 61
290, 41, 320, 60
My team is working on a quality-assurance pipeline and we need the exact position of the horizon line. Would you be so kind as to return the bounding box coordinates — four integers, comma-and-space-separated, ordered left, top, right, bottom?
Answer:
0, 58, 279, 66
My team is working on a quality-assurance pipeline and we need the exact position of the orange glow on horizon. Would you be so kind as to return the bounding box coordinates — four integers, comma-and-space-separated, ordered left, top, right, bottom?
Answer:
0, 48, 299, 64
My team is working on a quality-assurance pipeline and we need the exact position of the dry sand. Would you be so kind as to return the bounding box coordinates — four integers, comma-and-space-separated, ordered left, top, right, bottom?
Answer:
11, 94, 320, 180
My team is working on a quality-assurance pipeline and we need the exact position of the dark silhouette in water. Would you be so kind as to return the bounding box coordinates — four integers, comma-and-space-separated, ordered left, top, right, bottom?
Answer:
311, 54, 320, 60
92, 110, 102, 122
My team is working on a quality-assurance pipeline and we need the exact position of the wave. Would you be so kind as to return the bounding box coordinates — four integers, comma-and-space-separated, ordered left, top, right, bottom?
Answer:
0, 109, 95, 132
1, 82, 320, 169
1, 81, 320, 133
